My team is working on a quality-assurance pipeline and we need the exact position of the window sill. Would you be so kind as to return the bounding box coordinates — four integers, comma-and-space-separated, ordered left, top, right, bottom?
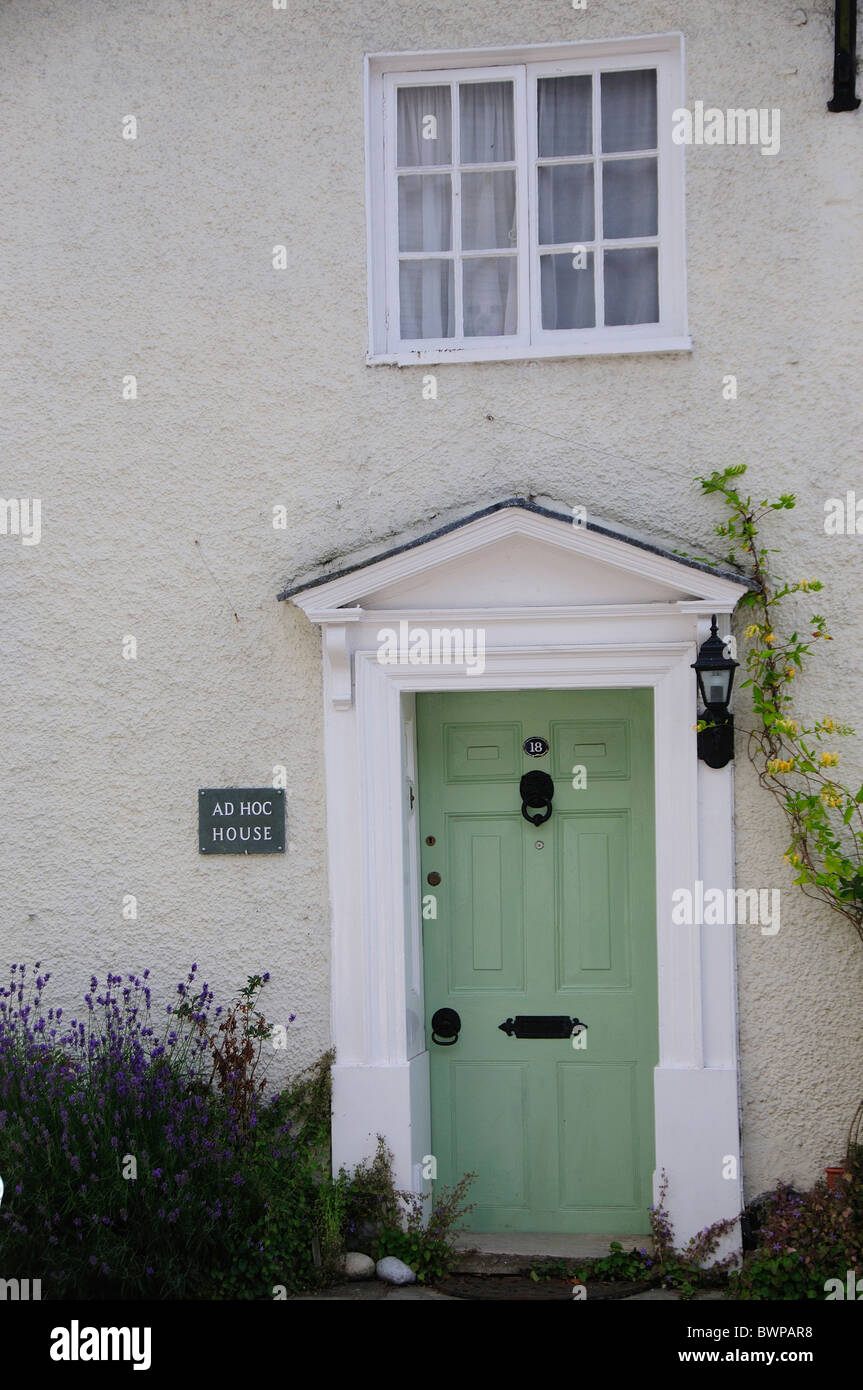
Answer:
367, 336, 693, 366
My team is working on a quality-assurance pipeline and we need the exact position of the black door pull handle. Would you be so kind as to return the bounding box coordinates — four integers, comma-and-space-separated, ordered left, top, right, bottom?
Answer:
431, 1008, 461, 1045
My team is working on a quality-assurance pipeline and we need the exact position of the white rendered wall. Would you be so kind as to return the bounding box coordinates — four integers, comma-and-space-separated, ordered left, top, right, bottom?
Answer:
2, 0, 862, 1205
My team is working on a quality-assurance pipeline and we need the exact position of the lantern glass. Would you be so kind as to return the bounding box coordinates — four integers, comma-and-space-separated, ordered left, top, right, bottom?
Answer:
702, 667, 732, 708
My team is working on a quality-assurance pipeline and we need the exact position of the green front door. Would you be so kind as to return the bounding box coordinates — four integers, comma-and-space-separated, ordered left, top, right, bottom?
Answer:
417, 688, 657, 1233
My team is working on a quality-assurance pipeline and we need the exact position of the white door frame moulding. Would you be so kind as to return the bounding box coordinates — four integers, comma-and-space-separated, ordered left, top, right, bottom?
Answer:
288, 510, 747, 1244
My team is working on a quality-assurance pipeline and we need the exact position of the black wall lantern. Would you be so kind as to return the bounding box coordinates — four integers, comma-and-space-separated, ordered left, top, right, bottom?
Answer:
828, 0, 861, 112
692, 615, 738, 769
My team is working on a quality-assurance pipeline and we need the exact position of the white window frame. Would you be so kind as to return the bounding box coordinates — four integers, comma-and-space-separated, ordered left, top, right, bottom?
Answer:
365, 33, 690, 366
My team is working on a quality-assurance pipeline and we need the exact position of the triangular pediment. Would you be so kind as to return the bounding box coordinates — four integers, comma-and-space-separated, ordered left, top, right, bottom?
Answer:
280, 497, 751, 616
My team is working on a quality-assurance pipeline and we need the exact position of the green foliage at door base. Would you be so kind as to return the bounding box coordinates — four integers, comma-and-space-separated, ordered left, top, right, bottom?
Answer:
336, 1136, 476, 1282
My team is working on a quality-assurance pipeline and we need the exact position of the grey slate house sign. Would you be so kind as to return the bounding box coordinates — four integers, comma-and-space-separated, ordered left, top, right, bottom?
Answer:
198, 789, 286, 854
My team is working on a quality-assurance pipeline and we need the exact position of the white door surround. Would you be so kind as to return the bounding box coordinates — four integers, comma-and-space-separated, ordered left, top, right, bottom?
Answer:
281, 498, 751, 1245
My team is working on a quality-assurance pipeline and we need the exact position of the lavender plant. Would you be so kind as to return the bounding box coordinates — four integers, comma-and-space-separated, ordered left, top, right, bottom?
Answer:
0, 963, 324, 1299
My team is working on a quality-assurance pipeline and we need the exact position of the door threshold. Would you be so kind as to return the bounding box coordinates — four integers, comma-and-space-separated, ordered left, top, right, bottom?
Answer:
453, 1232, 654, 1274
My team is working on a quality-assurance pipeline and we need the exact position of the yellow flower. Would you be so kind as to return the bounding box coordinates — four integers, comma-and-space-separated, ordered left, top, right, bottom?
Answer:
783, 852, 802, 867
763, 632, 776, 646
821, 718, 836, 733
745, 624, 760, 638
784, 667, 795, 679
767, 758, 795, 774
775, 718, 798, 736
820, 788, 842, 808
820, 752, 839, 767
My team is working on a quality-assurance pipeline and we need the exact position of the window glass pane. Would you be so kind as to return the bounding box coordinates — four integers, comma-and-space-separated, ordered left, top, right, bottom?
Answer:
459, 81, 514, 163
541, 252, 595, 329
603, 246, 658, 325
400, 259, 455, 338
602, 157, 657, 238
397, 86, 452, 166
398, 174, 452, 252
538, 164, 594, 245
537, 75, 592, 157
600, 69, 657, 153
461, 170, 517, 250
463, 257, 517, 336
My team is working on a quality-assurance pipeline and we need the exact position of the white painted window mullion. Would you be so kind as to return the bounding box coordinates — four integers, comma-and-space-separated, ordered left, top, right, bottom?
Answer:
451, 78, 463, 342
513, 64, 530, 350
526, 65, 541, 345
383, 74, 400, 354
593, 63, 605, 331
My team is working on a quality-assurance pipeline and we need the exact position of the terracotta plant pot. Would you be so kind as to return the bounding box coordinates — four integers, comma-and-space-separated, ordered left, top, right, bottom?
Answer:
825, 1166, 846, 1191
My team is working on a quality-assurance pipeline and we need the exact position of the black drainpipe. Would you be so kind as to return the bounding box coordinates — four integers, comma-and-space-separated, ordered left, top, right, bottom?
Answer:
828, 0, 861, 111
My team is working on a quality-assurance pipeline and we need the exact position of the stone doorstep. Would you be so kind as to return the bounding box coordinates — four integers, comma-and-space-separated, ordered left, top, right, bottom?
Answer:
452, 1232, 655, 1275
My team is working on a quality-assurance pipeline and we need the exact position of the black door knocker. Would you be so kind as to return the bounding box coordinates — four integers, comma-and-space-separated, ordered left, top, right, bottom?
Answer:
431, 1008, 461, 1046
520, 770, 554, 826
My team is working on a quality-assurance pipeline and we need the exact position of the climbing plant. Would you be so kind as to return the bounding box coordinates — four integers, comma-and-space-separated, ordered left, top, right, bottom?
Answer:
698, 464, 863, 944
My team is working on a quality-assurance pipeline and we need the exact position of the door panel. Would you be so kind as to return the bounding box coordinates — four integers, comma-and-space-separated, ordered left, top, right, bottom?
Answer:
452, 1063, 530, 1207
418, 688, 656, 1233
448, 817, 524, 990
445, 723, 521, 780
558, 813, 629, 986
552, 719, 630, 780
557, 1062, 638, 1207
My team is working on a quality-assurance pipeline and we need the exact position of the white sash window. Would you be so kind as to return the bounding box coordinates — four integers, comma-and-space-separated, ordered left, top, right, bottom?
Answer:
366, 36, 689, 364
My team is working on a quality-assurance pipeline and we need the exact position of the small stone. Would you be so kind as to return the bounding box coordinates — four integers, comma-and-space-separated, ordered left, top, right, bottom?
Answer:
342, 1252, 376, 1281
376, 1256, 417, 1285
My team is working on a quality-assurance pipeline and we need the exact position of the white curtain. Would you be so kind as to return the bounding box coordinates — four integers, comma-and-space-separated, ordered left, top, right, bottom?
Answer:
602, 157, 657, 239
399, 260, 454, 340
600, 68, 657, 154
459, 80, 514, 162
397, 85, 452, 167
603, 247, 659, 326
538, 73, 592, 158
397, 82, 517, 339
540, 252, 595, 331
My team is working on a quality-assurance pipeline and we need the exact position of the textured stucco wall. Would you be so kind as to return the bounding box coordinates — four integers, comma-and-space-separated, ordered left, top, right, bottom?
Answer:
2, 0, 862, 1199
